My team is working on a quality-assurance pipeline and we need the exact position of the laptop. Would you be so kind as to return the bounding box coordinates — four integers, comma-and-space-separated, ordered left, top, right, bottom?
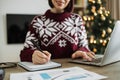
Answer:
69, 21, 120, 66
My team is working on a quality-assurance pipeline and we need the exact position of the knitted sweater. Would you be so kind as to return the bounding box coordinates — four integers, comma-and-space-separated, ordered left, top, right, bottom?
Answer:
20, 10, 90, 62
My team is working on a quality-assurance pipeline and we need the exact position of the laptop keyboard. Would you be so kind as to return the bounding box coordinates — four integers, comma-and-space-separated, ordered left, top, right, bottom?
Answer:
82, 57, 102, 63
91, 57, 102, 63
70, 55, 104, 65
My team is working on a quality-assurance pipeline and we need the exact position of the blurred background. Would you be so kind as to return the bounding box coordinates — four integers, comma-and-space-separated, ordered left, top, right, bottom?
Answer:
0, 0, 120, 62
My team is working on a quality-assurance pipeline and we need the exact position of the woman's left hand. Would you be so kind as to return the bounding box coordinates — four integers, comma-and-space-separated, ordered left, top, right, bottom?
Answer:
71, 51, 95, 61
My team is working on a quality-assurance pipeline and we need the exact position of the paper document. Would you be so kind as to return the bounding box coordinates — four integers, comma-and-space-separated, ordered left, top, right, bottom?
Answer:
18, 61, 61, 71
10, 67, 107, 80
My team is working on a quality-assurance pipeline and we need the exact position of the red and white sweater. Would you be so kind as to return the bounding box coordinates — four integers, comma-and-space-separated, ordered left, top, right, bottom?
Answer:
20, 10, 90, 62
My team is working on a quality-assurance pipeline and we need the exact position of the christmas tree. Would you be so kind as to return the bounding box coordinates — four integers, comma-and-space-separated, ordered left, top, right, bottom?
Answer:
83, 0, 114, 54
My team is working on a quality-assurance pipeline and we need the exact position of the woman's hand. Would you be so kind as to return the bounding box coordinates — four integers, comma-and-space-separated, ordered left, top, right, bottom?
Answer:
72, 51, 95, 61
32, 50, 51, 64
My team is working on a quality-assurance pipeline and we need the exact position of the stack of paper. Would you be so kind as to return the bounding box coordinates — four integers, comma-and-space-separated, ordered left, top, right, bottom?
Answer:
10, 67, 107, 80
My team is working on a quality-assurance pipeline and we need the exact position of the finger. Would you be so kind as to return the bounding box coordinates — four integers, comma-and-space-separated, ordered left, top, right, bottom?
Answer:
43, 51, 51, 61
34, 50, 48, 59
33, 57, 48, 64
82, 52, 93, 61
77, 51, 95, 61
82, 53, 91, 60
72, 51, 89, 59
72, 51, 83, 59
87, 52, 95, 59
38, 58, 48, 64
90, 51, 95, 56
35, 53, 49, 63
43, 51, 51, 58
37, 52, 49, 59
32, 51, 49, 64
72, 51, 93, 61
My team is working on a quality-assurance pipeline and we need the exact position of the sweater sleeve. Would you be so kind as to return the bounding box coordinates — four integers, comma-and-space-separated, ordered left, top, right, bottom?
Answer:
20, 16, 39, 62
20, 48, 34, 62
76, 14, 91, 52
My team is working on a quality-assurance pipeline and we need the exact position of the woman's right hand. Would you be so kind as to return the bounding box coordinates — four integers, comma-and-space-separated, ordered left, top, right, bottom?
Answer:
32, 50, 51, 64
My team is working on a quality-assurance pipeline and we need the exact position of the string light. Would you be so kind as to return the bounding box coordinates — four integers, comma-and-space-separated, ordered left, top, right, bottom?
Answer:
97, 0, 102, 4
88, 17, 91, 21
109, 20, 112, 24
103, 40, 107, 46
91, 6, 96, 13
90, 35, 94, 43
102, 30, 106, 37
107, 11, 110, 14
101, 14, 106, 21
92, 0, 95, 3
91, 16, 94, 20
100, 39, 103, 43
93, 48, 97, 52
94, 12, 97, 16
93, 40, 96, 44
108, 37, 111, 41
89, 0, 93, 2
107, 27, 112, 33
83, 16, 87, 21
105, 13, 109, 16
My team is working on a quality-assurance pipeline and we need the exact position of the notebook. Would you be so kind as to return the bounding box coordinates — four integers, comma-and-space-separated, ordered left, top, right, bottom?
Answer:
18, 61, 61, 71
69, 21, 120, 66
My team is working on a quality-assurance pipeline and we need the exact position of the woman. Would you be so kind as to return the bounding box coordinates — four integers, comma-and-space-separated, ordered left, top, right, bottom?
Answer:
20, 0, 95, 64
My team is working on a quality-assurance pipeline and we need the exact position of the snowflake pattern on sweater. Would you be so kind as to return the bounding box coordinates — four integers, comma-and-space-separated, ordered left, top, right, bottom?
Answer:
24, 14, 88, 48
21, 10, 90, 60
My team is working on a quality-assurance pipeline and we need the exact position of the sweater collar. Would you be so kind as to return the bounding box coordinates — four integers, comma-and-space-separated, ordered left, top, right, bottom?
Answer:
44, 9, 71, 22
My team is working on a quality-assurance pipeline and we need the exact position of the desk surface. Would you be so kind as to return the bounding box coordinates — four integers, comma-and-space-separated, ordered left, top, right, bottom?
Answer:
4, 58, 120, 80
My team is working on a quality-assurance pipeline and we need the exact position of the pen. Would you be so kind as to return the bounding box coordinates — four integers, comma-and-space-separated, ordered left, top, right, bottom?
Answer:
31, 40, 50, 62
31, 39, 45, 54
